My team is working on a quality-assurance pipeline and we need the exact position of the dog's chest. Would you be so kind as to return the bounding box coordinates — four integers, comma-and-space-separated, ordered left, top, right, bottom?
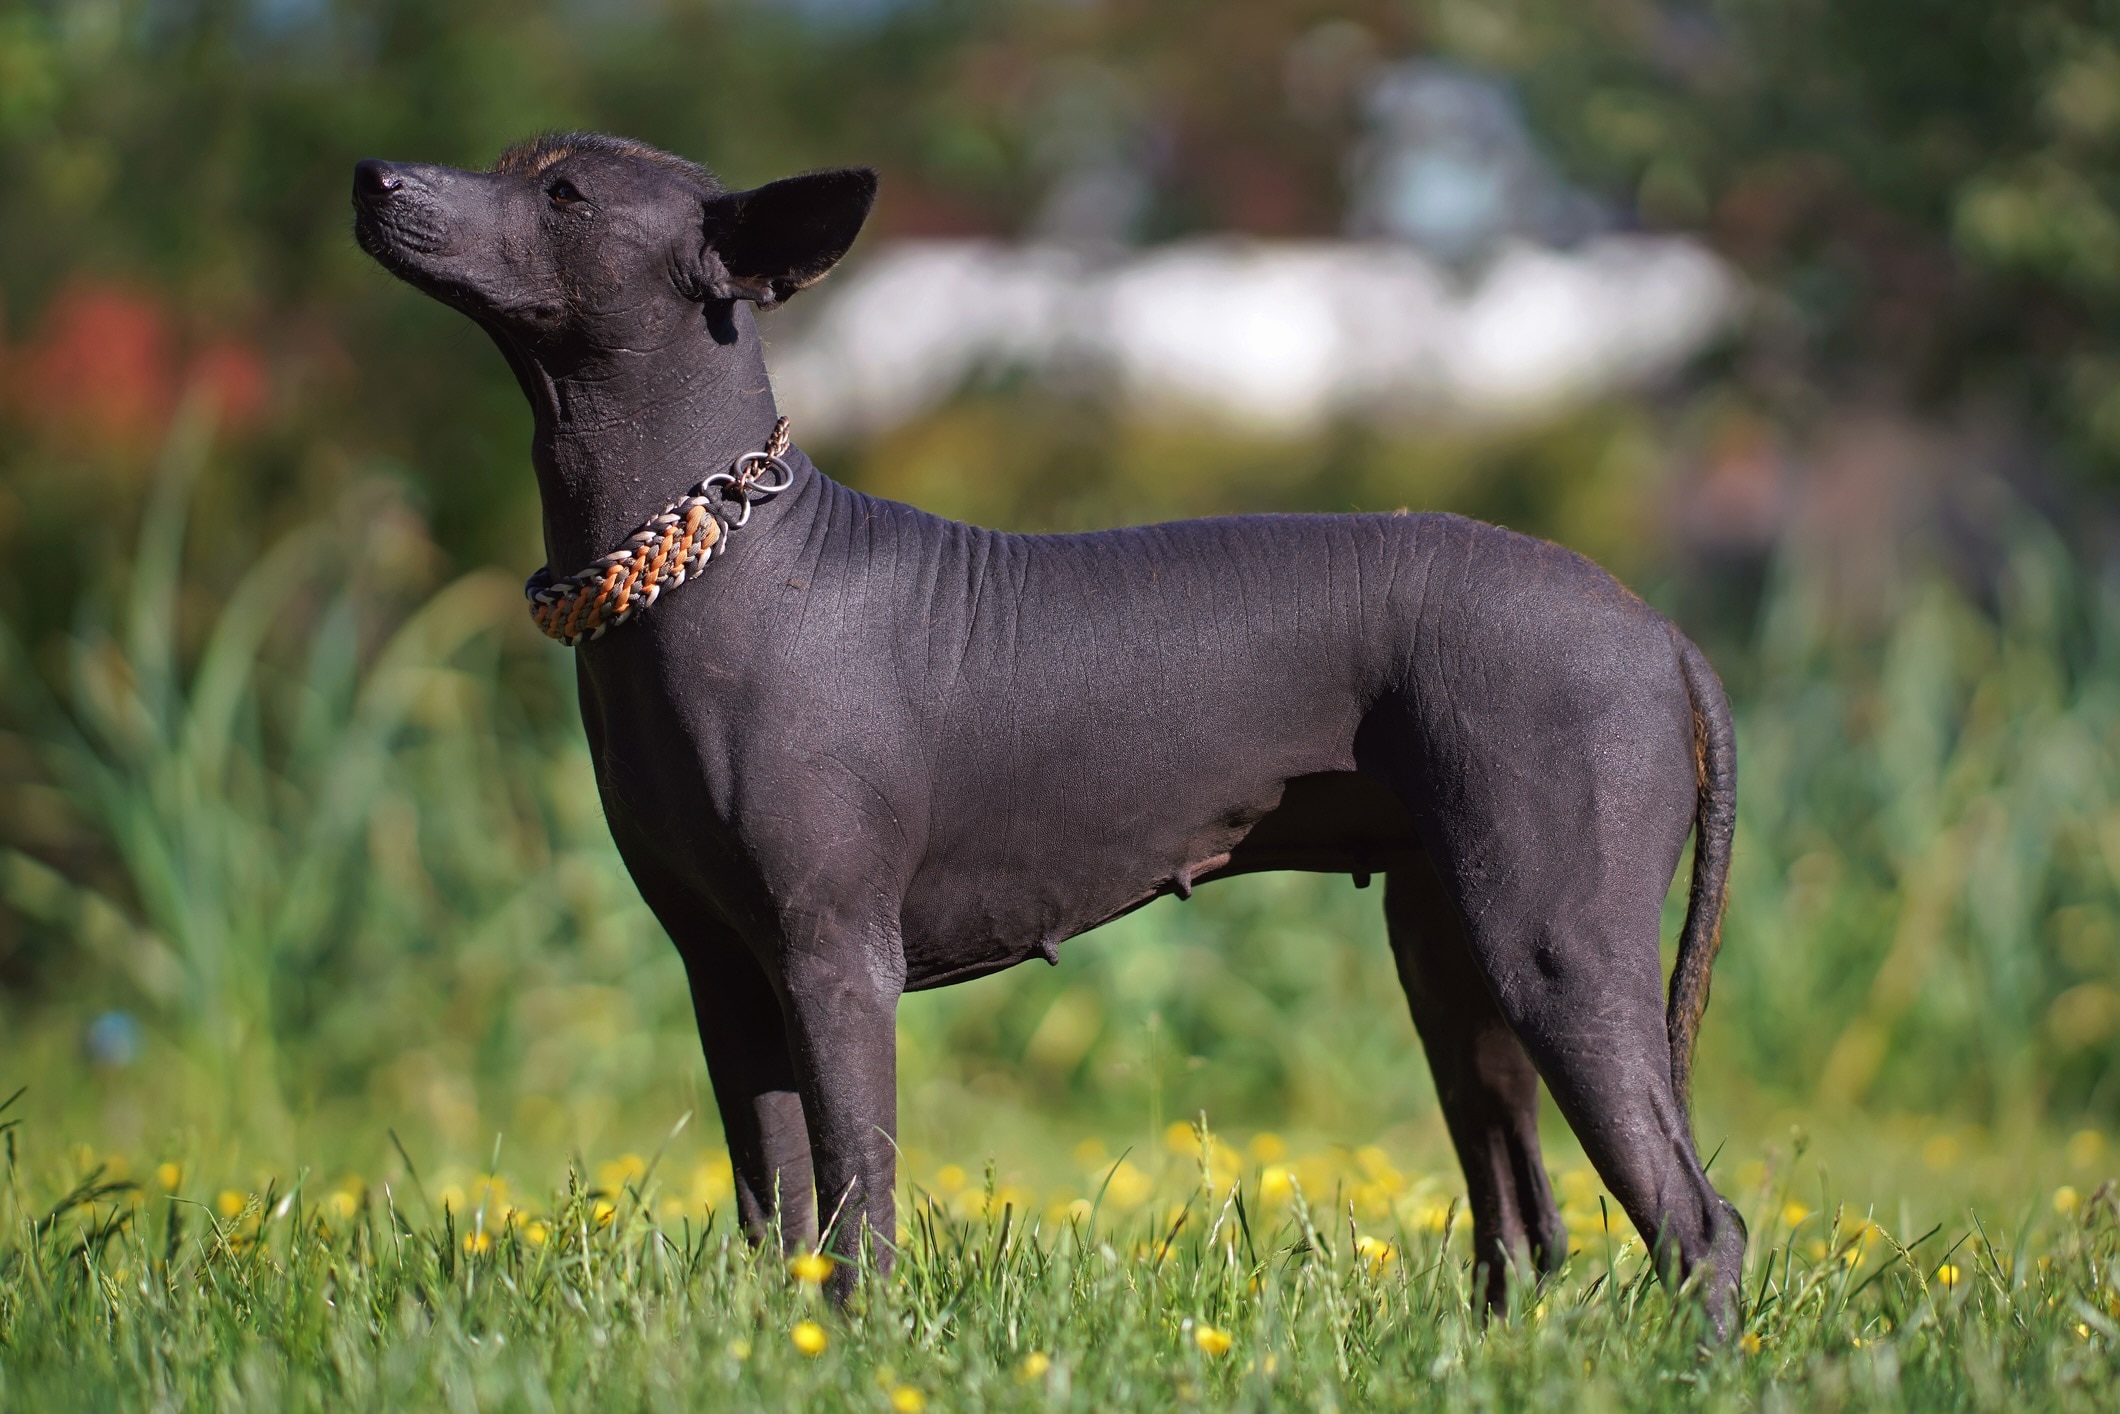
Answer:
576, 651, 754, 877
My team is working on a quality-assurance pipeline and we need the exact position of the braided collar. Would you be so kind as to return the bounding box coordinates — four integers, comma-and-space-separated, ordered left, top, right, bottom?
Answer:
524, 418, 795, 646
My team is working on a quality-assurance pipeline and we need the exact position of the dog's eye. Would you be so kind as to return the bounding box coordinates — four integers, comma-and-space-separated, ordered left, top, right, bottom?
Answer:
548, 179, 586, 209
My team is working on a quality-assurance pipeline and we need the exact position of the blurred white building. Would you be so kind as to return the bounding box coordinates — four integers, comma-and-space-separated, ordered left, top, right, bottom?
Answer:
766, 62, 1743, 438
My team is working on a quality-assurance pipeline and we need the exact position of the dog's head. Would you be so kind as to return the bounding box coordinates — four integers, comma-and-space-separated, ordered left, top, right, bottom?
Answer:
352, 132, 875, 344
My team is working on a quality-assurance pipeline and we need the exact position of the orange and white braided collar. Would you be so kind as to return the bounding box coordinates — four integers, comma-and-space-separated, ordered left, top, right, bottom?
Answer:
524, 418, 795, 646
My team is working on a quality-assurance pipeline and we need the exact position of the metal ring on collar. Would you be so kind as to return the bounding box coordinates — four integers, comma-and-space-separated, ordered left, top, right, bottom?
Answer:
732, 449, 796, 496
706, 452, 796, 528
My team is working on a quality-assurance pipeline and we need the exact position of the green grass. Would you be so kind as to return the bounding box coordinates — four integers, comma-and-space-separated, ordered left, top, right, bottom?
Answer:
1, 1109, 2116, 1410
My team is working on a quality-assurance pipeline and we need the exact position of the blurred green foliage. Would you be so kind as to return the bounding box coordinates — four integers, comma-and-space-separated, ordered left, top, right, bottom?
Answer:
7, 0, 2120, 609
2, 423, 2116, 1179
0, 0, 2117, 1180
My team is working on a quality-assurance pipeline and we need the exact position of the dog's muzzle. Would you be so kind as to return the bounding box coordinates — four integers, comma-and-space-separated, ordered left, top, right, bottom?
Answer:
353, 159, 407, 202
351, 162, 452, 261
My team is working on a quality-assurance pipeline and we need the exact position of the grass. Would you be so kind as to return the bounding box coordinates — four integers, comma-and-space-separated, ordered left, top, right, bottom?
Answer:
1, 1109, 2117, 1409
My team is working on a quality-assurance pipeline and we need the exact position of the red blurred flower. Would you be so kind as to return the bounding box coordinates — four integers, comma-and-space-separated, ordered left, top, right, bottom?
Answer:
16, 282, 175, 453
7, 281, 272, 454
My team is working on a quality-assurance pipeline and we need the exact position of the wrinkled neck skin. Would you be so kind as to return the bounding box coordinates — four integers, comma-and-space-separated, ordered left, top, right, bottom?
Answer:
487, 298, 782, 576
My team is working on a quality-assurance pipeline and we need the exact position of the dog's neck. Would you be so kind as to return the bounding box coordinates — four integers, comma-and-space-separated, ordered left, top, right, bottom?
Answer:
495, 301, 786, 575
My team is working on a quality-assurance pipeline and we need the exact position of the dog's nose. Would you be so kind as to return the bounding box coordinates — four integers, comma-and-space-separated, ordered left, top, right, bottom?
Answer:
353, 159, 404, 200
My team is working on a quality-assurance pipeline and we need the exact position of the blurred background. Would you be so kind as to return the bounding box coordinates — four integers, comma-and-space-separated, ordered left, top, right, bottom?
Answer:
2, 0, 2117, 1218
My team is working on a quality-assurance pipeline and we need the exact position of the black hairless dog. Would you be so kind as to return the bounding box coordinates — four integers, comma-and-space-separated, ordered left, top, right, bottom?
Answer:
352, 133, 1746, 1327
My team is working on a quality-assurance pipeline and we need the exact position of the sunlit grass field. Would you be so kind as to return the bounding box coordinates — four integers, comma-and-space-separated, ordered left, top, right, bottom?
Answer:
2, 1104, 2117, 1409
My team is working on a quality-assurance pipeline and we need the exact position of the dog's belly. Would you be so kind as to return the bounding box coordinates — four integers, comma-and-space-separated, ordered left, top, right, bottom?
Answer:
894, 770, 1422, 990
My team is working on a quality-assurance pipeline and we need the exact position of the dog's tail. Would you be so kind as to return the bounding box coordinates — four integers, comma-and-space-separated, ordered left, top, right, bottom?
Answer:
1669, 629, 1736, 1135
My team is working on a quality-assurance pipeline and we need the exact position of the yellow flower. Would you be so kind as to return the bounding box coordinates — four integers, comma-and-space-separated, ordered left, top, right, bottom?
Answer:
1258, 1165, 1293, 1203
329, 1191, 359, 1221
463, 1229, 492, 1255
1355, 1235, 1395, 1271
1018, 1351, 1052, 1382
1780, 1201, 1809, 1227
789, 1252, 836, 1285
2054, 1185, 2081, 1216
1354, 1146, 1403, 1191
1102, 1160, 1153, 1209
1739, 1332, 1762, 1355
1936, 1263, 1961, 1290
693, 1156, 735, 1211
1193, 1322, 1233, 1357
889, 1386, 926, 1413
935, 1164, 967, 1194
592, 1199, 618, 1226
727, 1338, 751, 1361
1249, 1132, 1287, 1163
155, 1163, 182, 1190
215, 1190, 248, 1220
525, 1220, 550, 1246
791, 1320, 828, 1356
594, 1153, 647, 1194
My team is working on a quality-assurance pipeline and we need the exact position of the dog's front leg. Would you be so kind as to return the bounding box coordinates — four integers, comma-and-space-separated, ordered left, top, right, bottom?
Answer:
619, 847, 822, 1250
777, 928, 903, 1303
681, 941, 819, 1251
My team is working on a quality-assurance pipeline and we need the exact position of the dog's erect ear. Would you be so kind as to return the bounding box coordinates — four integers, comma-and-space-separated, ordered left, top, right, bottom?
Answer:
693, 167, 878, 307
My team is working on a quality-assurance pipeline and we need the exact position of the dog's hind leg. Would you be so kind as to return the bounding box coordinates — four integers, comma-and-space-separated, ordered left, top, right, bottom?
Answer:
1362, 603, 1746, 1332
1386, 853, 1568, 1312
1393, 723, 1746, 1331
